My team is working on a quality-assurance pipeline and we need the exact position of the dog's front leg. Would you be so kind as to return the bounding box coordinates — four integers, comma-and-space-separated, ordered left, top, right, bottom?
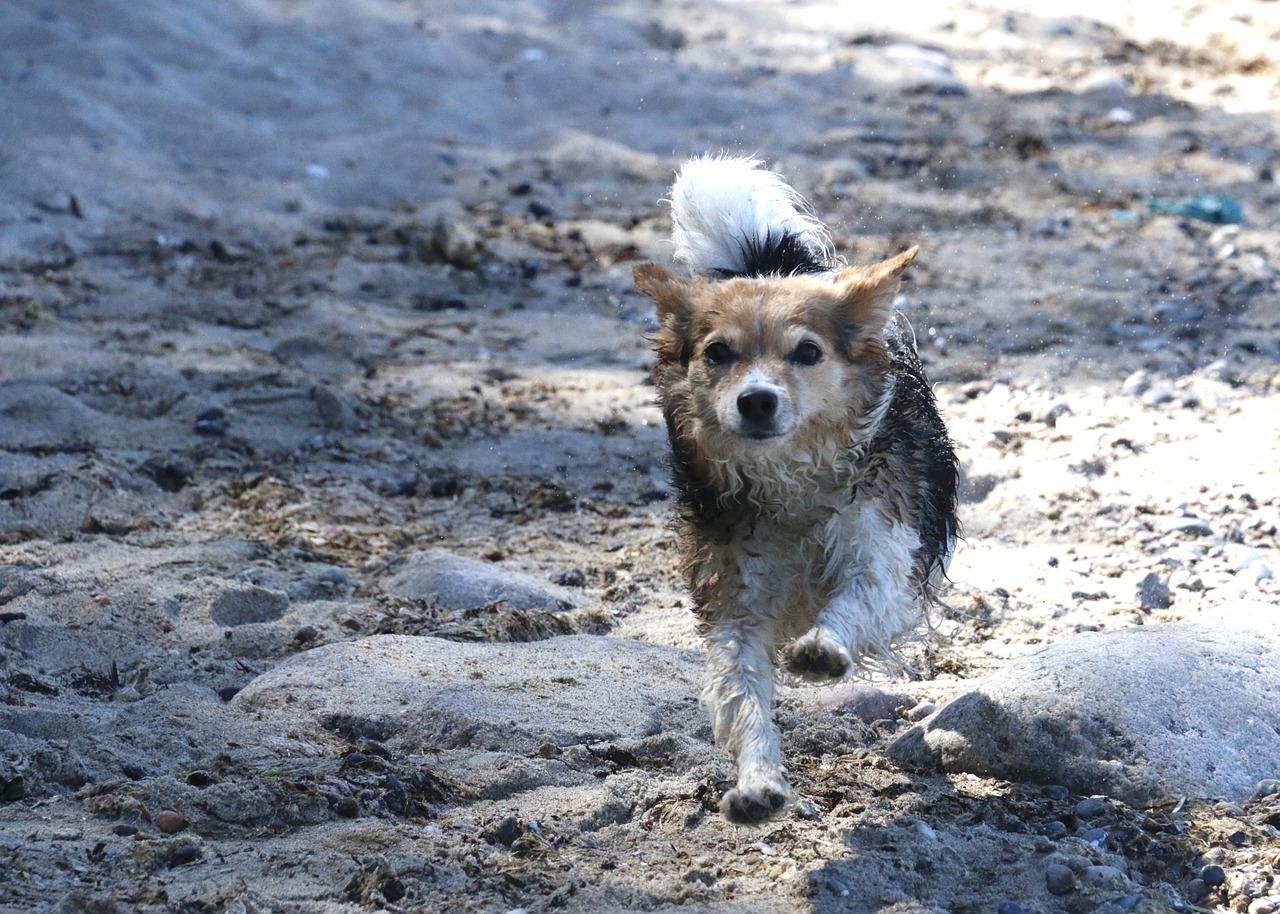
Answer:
782, 508, 922, 681
702, 619, 790, 823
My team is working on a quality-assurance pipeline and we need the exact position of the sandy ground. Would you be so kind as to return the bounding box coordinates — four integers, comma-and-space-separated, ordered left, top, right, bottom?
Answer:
2, 0, 1279, 912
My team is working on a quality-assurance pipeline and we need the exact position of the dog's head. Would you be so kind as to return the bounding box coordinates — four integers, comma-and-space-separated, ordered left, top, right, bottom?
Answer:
635, 247, 917, 462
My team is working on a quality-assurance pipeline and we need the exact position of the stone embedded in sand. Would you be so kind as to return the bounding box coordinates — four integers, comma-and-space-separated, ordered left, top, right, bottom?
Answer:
383, 549, 584, 612
889, 603, 1280, 805
208, 584, 291, 627
815, 683, 915, 724
232, 634, 705, 759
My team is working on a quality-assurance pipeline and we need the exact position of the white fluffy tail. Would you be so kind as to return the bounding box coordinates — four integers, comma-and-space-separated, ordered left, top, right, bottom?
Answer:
669, 155, 835, 278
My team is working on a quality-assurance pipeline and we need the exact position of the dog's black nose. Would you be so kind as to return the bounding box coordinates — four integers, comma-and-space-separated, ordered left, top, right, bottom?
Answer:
737, 389, 778, 424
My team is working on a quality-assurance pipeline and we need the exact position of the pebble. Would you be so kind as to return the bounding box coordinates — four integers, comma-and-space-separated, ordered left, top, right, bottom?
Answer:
1083, 865, 1129, 889
1039, 821, 1068, 840
166, 845, 200, 866
1136, 572, 1171, 609
1252, 779, 1280, 800
556, 569, 587, 588
193, 407, 228, 437
293, 625, 318, 643
155, 810, 187, 834
1170, 569, 1205, 592
1141, 382, 1175, 407
492, 814, 521, 847
906, 701, 936, 722
1074, 795, 1109, 817
1161, 516, 1214, 537
1200, 864, 1226, 887
1187, 878, 1211, 903
209, 584, 291, 627
1042, 402, 1072, 427
997, 903, 1025, 914
1249, 899, 1279, 914
1045, 863, 1077, 895
1079, 827, 1109, 847
1121, 370, 1150, 396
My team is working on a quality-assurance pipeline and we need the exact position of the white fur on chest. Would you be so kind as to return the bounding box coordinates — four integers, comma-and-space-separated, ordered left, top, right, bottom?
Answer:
730, 493, 921, 647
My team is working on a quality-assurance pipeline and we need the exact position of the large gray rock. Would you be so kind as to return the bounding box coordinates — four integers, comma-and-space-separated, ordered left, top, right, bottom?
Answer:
383, 549, 584, 611
234, 634, 705, 756
890, 604, 1280, 804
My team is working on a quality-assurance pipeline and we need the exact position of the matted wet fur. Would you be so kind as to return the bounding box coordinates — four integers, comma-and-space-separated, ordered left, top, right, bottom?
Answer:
634, 155, 958, 824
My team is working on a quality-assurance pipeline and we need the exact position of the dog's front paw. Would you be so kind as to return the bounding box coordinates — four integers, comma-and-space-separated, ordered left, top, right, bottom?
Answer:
782, 630, 852, 681
721, 771, 791, 824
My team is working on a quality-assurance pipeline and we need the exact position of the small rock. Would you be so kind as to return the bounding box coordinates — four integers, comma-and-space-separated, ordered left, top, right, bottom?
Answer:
384, 550, 582, 612
1141, 383, 1175, 407
194, 407, 227, 437
209, 584, 291, 627
166, 845, 200, 867
492, 814, 522, 847
1136, 572, 1171, 609
1042, 402, 1072, 427
905, 701, 936, 722
1187, 878, 1211, 903
997, 904, 1025, 914
556, 569, 587, 588
1074, 795, 1109, 817
1046, 863, 1077, 895
1248, 899, 1278, 914
1083, 865, 1128, 889
1161, 516, 1214, 537
1170, 570, 1205, 592
333, 797, 359, 818
293, 625, 318, 643
1200, 865, 1226, 887
155, 810, 187, 834
428, 214, 482, 269
817, 683, 916, 723
1252, 779, 1280, 800
1079, 827, 1109, 847
1121, 370, 1150, 396
1040, 821, 1068, 840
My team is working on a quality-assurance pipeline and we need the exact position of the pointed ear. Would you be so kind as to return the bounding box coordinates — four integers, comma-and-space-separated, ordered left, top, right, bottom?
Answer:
833, 245, 919, 331
633, 262, 696, 324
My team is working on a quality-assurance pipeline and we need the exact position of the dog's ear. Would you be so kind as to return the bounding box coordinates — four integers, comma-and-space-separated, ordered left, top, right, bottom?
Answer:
633, 263, 695, 323
833, 246, 918, 332
634, 263, 699, 365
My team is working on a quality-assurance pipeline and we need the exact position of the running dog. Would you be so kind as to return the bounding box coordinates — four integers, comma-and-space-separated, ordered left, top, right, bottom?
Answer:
633, 155, 959, 824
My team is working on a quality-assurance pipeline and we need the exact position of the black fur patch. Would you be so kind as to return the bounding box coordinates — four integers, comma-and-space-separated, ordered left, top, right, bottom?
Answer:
711, 230, 830, 279
875, 314, 961, 585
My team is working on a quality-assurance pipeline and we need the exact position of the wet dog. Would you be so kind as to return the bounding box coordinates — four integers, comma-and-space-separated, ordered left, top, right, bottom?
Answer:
633, 155, 958, 824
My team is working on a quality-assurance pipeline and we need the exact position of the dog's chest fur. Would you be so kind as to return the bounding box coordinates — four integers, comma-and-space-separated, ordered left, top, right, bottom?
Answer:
675, 447, 919, 641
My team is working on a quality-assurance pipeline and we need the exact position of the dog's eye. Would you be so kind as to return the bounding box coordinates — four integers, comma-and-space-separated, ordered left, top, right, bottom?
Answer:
703, 341, 734, 365
790, 341, 823, 366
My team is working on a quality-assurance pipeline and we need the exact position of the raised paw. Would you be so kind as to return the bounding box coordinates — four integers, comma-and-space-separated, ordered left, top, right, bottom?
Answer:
782, 630, 852, 682
720, 772, 791, 825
